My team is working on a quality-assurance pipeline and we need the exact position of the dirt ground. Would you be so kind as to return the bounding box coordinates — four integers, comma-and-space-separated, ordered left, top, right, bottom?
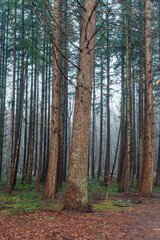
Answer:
0, 193, 160, 240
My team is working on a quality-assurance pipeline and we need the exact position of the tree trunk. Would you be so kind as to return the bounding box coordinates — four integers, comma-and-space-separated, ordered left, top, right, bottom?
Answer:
104, 16, 110, 186
6, 1, 16, 192
0, 0, 9, 181
140, 0, 154, 198
117, 12, 126, 184
119, 0, 131, 193
12, 0, 25, 189
155, 133, 160, 186
91, 76, 95, 179
36, 24, 45, 192
64, 0, 96, 212
22, 60, 28, 182
28, 53, 37, 184
44, 0, 61, 199
137, 0, 144, 190
97, 58, 103, 180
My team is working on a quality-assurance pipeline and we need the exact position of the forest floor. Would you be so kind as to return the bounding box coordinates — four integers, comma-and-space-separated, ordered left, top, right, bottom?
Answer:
0, 179, 160, 240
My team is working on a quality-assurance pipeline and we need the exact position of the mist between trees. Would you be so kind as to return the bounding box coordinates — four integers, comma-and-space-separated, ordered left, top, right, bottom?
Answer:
0, 0, 159, 211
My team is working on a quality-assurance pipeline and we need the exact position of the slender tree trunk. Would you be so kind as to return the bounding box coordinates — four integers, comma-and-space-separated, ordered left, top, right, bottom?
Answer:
117, 13, 126, 184
12, 0, 25, 190
44, 1, 61, 198
111, 122, 121, 179
41, 46, 48, 183
25, 61, 33, 179
91, 76, 95, 179
22, 60, 28, 182
137, 0, 144, 190
97, 58, 103, 180
0, 0, 9, 181
33, 65, 39, 177
45, 50, 51, 177
7, 1, 16, 192
28, 53, 37, 184
131, 73, 136, 187
104, 17, 110, 186
119, 0, 131, 193
36, 25, 45, 192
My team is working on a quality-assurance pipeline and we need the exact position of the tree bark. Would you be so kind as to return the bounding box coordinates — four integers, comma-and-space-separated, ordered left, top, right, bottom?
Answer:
44, 0, 61, 199
64, 0, 96, 212
97, 58, 103, 180
140, 0, 154, 198
137, 0, 144, 190
6, 1, 16, 192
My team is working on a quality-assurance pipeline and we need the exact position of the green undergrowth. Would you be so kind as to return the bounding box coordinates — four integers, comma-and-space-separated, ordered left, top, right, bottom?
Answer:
58, 181, 67, 192
0, 186, 44, 215
137, 212, 148, 216
0, 177, 45, 214
88, 178, 118, 193
153, 186, 160, 194
93, 200, 132, 212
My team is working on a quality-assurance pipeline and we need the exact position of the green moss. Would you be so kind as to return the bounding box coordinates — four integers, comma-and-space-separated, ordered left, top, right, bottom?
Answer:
93, 200, 132, 212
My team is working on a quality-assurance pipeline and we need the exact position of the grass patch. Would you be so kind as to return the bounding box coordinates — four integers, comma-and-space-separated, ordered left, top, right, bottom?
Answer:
137, 212, 148, 216
47, 217, 56, 221
114, 199, 131, 207
93, 200, 132, 212
0, 189, 44, 215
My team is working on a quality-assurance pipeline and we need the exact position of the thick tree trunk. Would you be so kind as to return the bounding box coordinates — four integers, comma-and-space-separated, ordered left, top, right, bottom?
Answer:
140, 0, 154, 198
155, 2, 160, 187
64, 0, 96, 212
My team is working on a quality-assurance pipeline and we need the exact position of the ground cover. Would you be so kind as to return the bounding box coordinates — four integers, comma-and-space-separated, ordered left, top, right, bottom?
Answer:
0, 178, 160, 239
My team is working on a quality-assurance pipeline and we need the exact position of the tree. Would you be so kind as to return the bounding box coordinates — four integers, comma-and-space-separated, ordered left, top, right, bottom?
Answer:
64, 0, 97, 212
140, 0, 154, 198
6, 0, 16, 193
137, 0, 144, 190
44, 0, 62, 199
119, 0, 132, 193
